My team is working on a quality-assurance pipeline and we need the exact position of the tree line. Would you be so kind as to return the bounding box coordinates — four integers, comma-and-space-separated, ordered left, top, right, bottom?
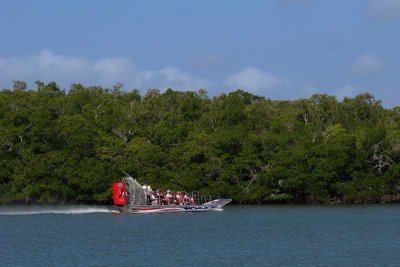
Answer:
0, 81, 399, 204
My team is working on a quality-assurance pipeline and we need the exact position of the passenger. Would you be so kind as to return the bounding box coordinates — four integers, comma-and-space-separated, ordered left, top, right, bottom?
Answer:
175, 192, 183, 205
156, 190, 161, 205
151, 192, 156, 205
165, 190, 173, 205
143, 183, 151, 205
156, 190, 163, 205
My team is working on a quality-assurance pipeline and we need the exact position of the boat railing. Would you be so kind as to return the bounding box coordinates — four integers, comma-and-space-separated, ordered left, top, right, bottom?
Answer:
204, 194, 213, 203
191, 191, 201, 205
191, 192, 216, 205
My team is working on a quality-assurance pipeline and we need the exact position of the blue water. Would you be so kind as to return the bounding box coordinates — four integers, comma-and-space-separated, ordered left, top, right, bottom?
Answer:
1, 205, 399, 266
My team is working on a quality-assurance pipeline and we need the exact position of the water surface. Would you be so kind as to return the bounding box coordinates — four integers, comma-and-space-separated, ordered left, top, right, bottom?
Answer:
1, 205, 399, 266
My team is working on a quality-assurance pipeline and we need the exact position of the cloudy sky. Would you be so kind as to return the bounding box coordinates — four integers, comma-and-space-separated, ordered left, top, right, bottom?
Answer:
0, 0, 399, 107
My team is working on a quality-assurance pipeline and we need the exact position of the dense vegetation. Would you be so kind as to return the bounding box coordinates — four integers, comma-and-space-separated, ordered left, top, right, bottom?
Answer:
0, 81, 399, 204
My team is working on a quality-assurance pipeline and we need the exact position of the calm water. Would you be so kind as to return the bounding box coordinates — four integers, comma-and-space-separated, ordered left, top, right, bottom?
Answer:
1, 205, 399, 266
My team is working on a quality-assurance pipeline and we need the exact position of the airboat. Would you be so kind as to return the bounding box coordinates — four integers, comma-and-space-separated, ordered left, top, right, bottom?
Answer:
112, 175, 231, 214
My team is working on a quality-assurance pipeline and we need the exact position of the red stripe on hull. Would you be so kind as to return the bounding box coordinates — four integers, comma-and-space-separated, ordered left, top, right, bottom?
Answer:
130, 207, 184, 213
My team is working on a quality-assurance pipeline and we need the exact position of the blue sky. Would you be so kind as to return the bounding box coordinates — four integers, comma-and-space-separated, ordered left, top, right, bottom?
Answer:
0, 0, 399, 107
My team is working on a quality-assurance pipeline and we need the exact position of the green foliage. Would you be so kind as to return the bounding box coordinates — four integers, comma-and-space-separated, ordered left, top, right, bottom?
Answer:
0, 82, 399, 204
13, 80, 27, 91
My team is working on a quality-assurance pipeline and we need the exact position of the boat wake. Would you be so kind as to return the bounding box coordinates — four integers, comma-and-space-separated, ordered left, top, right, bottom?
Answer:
212, 208, 224, 212
0, 206, 118, 216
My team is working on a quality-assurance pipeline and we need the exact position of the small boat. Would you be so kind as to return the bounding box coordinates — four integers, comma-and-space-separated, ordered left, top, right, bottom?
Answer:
112, 176, 231, 214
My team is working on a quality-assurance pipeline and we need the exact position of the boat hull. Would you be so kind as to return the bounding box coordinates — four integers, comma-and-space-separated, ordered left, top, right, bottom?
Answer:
118, 199, 232, 214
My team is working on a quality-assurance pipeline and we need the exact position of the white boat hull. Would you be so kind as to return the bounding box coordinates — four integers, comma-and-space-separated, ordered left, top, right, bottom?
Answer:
119, 199, 232, 214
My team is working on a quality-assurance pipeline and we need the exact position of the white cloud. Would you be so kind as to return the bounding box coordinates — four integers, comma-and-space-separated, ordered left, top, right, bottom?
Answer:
350, 53, 383, 75
223, 67, 315, 99
224, 67, 288, 93
135, 66, 212, 90
366, 0, 400, 19
0, 50, 210, 91
4, 50, 382, 105
335, 85, 362, 100
38, 50, 87, 70
93, 57, 136, 82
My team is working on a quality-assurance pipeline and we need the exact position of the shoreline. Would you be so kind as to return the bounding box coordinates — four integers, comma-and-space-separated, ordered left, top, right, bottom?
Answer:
2, 198, 400, 206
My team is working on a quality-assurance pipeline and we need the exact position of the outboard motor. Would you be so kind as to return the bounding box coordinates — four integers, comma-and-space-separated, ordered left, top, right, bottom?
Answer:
112, 182, 127, 205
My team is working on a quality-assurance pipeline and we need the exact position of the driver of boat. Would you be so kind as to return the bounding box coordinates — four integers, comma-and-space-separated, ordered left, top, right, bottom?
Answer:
143, 183, 152, 205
